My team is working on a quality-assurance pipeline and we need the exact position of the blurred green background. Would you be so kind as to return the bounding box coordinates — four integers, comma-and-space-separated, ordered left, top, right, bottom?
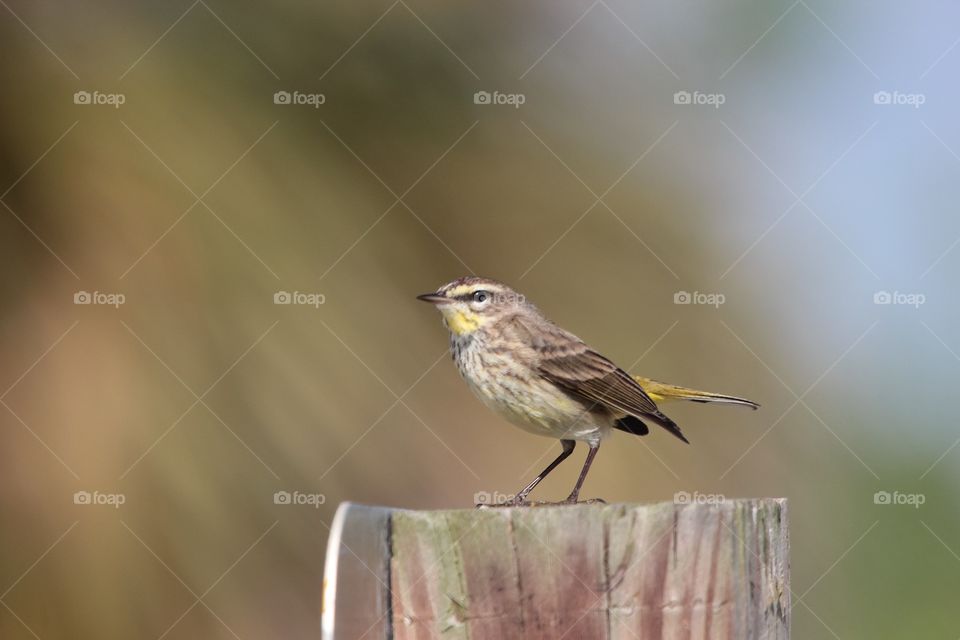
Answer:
2, 1, 959, 638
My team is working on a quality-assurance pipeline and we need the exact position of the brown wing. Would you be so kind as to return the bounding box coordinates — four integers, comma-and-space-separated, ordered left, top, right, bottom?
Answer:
538, 346, 658, 414
537, 343, 689, 444
499, 314, 689, 443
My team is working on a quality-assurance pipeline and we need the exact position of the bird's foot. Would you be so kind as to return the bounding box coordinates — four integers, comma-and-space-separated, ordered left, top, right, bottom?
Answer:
487, 497, 607, 507
475, 493, 531, 508
474, 493, 607, 508
559, 495, 607, 506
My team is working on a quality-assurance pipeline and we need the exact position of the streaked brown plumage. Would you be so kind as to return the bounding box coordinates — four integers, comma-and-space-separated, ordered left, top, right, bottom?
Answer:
417, 276, 758, 505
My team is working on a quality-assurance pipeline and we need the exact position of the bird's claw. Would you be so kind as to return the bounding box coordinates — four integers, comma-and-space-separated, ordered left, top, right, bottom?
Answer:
559, 496, 607, 506
475, 492, 607, 508
475, 495, 531, 509
476, 497, 607, 508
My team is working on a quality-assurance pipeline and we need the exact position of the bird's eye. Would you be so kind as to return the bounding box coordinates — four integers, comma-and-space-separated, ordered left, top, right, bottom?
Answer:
473, 290, 489, 303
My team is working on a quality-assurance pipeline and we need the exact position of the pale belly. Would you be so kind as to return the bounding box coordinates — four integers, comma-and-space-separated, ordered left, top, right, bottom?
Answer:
452, 336, 609, 443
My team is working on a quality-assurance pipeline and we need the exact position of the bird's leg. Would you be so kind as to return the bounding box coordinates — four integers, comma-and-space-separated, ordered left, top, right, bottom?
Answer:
563, 443, 603, 504
492, 440, 575, 507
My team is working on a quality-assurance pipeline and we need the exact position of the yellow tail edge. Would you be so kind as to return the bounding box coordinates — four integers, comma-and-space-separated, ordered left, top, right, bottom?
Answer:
634, 376, 760, 410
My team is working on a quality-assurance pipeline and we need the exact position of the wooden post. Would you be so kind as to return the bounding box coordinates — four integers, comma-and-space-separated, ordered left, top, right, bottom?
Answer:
323, 499, 789, 639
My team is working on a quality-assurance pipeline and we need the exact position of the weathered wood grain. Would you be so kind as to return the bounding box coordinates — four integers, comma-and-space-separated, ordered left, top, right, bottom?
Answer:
323, 499, 789, 640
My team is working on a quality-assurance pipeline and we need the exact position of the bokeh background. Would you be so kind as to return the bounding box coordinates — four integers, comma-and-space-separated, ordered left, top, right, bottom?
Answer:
2, 1, 959, 638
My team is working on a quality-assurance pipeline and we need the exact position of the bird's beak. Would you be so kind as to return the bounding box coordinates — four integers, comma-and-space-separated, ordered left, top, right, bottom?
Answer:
417, 292, 449, 305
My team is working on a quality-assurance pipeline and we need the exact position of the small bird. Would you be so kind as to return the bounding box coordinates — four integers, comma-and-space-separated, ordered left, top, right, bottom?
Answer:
418, 276, 759, 506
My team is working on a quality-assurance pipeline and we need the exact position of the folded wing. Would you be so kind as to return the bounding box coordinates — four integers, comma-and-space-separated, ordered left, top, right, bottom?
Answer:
538, 345, 689, 444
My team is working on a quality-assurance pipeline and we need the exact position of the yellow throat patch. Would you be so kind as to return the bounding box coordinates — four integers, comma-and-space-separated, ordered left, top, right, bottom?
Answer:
443, 309, 483, 336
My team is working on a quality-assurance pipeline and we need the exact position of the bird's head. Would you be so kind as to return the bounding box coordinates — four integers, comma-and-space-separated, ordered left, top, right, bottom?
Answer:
417, 276, 527, 337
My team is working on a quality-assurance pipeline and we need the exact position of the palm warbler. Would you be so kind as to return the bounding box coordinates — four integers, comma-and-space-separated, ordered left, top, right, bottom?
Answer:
418, 276, 758, 505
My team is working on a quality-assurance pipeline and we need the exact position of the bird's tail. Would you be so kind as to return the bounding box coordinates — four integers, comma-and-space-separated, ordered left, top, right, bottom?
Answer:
634, 376, 759, 410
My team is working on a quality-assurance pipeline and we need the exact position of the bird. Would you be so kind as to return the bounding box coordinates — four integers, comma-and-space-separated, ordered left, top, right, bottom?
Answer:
417, 276, 759, 506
